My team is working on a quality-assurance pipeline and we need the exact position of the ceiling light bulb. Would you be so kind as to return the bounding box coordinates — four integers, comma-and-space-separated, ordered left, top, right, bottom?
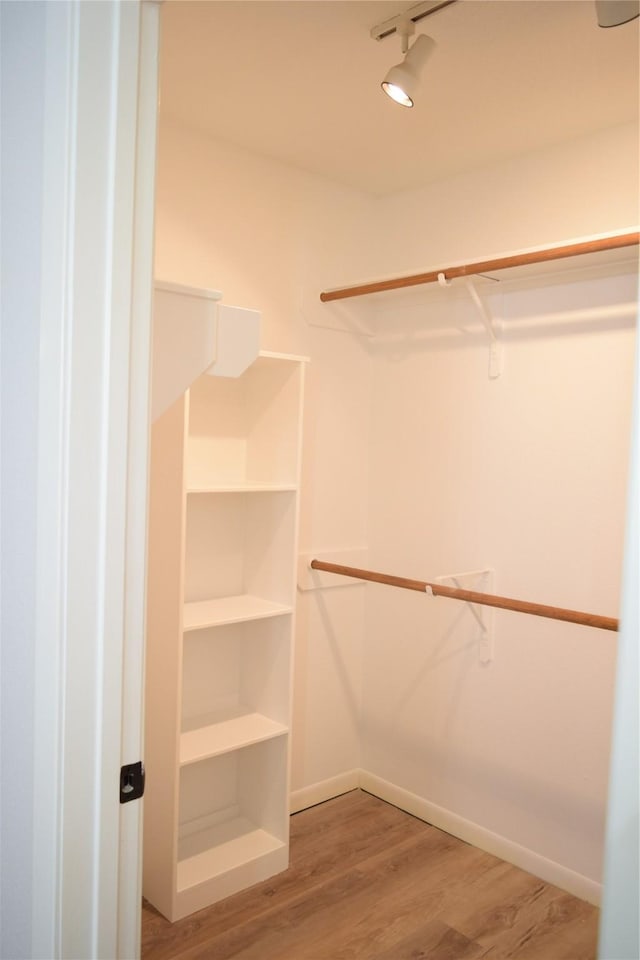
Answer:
381, 34, 436, 108
382, 80, 414, 107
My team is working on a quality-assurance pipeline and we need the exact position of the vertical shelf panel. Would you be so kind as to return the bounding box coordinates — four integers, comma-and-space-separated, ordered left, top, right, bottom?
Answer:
143, 393, 188, 920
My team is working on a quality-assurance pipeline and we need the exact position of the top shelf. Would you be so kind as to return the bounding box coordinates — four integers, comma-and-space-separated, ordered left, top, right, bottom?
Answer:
155, 279, 223, 301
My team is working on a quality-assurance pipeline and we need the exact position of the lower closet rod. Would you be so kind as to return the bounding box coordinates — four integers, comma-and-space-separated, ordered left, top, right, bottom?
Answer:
309, 560, 619, 632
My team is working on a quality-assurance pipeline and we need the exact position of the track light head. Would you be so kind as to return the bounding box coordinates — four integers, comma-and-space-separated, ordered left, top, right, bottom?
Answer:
381, 34, 436, 108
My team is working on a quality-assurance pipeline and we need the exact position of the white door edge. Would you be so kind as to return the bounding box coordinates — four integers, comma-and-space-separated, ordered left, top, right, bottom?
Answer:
31, 2, 160, 957
118, 2, 161, 958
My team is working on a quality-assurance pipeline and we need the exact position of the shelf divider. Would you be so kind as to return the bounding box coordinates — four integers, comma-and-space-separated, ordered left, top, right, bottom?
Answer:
180, 712, 288, 765
186, 482, 297, 494
183, 595, 293, 631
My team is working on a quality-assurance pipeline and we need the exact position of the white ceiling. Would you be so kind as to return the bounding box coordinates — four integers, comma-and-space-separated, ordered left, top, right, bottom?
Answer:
159, 0, 640, 196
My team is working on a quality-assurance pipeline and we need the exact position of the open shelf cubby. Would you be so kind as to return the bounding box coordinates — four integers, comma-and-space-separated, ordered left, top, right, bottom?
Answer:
184, 489, 297, 608
180, 617, 292, 764
176, 737, 289, 918
186, 354, 304, 489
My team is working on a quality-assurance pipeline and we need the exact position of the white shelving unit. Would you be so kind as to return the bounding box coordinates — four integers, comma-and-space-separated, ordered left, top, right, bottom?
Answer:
144, 342, 306, 922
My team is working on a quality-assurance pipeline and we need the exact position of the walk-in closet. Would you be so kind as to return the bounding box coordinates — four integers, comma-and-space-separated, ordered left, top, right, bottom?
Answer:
143, 1, 639, 956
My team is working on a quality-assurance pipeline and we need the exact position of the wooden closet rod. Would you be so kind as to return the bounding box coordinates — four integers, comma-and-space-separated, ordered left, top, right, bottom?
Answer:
319, 232, 640, 302
309, 560, 619, 632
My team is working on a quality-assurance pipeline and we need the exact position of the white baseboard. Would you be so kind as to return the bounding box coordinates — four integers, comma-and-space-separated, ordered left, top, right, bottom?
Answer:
358, 771, 601, 906
290, 768, 601, 906
290, 770, 360, 813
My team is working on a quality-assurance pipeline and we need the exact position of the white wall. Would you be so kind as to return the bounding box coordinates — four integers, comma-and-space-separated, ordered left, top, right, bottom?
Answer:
363, 273, 636, 895
154, 116, 638, 896
154, 118, 382, 355
354, 123, 639, 897
154, 119, 376, 795
374, 122, 639, 275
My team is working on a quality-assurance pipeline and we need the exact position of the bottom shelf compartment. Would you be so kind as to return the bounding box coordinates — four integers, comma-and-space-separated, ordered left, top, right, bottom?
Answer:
177, 816, 285, 891
174, 737, 289, 919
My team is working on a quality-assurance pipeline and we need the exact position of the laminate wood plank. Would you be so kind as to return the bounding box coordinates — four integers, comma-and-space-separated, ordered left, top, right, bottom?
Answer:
141, 790, 599, 960
472, 887, 599, 960
297, 839, 497, 960
443, 859, 598, 959
187, 833, 466, 960
370, 919, 487, 960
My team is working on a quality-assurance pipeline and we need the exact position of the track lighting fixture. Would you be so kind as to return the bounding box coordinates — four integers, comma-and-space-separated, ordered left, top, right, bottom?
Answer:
371, 0, 639, 110
381, 33, 436, 107
372, 2, 446, 108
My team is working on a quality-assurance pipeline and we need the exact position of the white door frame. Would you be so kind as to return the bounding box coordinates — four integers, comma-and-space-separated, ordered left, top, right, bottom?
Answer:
28, 2, 159, 956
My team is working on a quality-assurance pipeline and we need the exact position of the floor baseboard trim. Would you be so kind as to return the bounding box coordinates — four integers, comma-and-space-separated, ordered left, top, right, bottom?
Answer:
290, 770, 360, 814
290, 769, 601, 905
359, 770, 601, 906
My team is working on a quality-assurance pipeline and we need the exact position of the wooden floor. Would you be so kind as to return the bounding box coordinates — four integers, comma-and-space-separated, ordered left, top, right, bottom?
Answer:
141, 790, 599, 960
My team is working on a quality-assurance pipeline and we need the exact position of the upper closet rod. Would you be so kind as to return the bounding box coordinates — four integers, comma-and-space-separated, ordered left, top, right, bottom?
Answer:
319, 232, 640, 302
309, 560, 619, 632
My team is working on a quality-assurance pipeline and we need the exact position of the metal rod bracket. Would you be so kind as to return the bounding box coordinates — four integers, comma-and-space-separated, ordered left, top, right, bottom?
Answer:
462, 278, 503, 379
436, 569, 494, 664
